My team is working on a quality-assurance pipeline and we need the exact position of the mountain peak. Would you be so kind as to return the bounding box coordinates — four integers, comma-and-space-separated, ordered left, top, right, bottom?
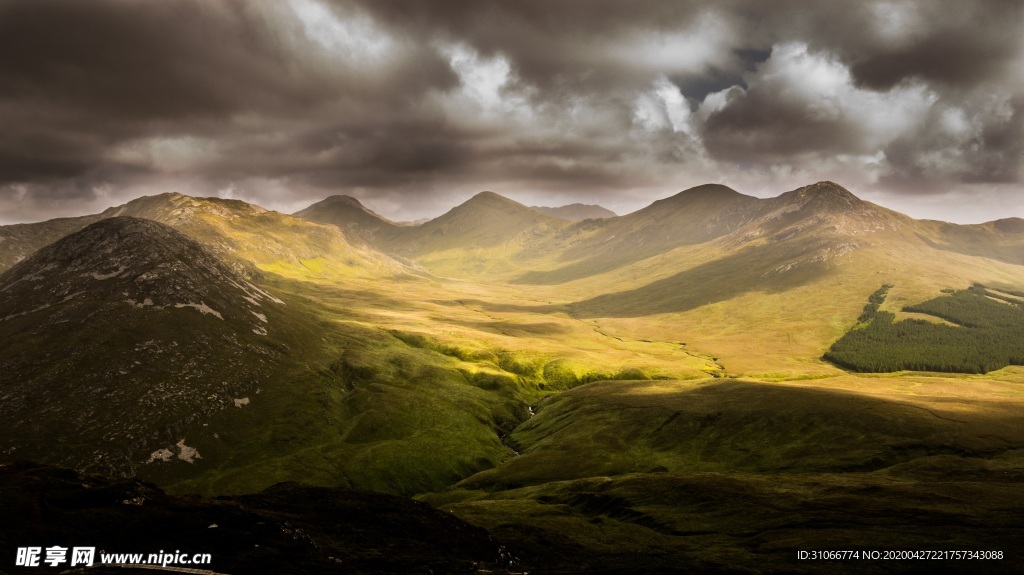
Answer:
464, 191, 521, 206
791, 181, 861, 202
292, 194, 398, 241
683, 183, 741, 195
395, 190, 559, 254
447, 191, 545, 218
321, 194, 367, 208
992, 218, 1024, 233
638, 184, 752, 218
661, 183, 743, 204
771, 181, 866, 214
0, 216, 279, 326
0, 217, 285, 473
297, 194, 389, 220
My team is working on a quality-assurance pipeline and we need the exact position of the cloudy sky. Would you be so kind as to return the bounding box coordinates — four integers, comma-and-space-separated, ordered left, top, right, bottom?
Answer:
1, 0, 1022, 224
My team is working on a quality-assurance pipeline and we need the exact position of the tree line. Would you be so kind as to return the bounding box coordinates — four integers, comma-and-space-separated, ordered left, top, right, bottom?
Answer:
825, 284, 1024, 374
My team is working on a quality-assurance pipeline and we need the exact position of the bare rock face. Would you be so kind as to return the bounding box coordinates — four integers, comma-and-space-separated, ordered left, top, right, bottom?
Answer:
0, 217, 286, 476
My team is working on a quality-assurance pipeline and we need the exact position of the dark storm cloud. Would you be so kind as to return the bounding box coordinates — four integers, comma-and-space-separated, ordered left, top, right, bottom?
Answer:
702, 85, 861, 162
1, 0, 1022, 224
0, 0, 456, 180
845, 2, 1024, 90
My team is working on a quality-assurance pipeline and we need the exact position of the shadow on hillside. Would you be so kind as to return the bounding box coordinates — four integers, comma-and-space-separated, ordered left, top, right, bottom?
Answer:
459, 378, 1024, 494
513, 252, 650, 285
605, 379, 1024, 438
261, 273, 424, 316
569, 242, 831, 318
918, 229, 1024, 266
434, 298, 562, 315
441, 318, 571, 336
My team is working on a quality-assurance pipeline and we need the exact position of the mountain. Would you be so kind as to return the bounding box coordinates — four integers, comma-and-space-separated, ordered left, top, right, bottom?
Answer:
0, 216, 540, 496
915, 216, 1024, 266
292, 194, 401, 244
492, 181, 1024, 376
0, 193, 408, 282
3, 182, 1024, 573
515, 183, 764, 283
375, 191, 569, 276
0, 217, 288, 475
532, 203, 617, 221
390, 191, 559, 250
0, 214, 105, 274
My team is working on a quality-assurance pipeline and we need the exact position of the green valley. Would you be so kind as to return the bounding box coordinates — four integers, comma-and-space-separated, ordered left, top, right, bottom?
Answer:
2, 182, 1024, 573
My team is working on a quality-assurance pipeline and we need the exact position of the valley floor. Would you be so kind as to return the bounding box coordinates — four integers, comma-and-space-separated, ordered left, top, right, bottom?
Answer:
150, 270, 1024, 573
5, 209, 1024, 573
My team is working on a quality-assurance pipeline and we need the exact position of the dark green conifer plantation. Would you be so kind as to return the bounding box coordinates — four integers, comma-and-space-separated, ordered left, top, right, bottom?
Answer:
825, 284, 1024, 373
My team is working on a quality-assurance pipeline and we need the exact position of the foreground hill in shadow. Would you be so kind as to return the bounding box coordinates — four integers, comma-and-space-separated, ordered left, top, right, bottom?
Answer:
0, 461, 510, 575
427, 377, 1024, 573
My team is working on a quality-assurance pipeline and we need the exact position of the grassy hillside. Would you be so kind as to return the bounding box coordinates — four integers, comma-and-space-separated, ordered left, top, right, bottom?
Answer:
423, 375, 1024, 572
151, 269, 716, 496
373, 191, 570, 277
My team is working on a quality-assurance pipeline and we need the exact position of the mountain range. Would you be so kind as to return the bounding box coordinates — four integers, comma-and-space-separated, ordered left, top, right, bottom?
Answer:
3, 181, 1024, 573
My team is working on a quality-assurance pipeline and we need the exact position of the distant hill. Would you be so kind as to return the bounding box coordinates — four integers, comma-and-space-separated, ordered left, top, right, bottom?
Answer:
367, 191, 569, 275
293, 194, 402, 244
532, 203, 616, 221
0, 214, 105, 274
0, 217, 288, 475
391, 191, 558, 250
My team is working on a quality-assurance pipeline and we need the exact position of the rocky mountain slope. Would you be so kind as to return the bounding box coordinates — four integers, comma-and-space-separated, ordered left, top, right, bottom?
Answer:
0, 193, 408, 282
0, 217, 288, 475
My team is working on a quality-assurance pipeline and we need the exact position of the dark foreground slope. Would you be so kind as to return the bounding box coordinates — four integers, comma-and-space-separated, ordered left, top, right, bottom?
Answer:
0, 461, 511, 575
426, 378, 1024, 574
0, 217, 287, 475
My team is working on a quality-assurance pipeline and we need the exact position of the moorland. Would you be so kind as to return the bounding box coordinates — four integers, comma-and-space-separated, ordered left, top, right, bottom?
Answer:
2, 181, 1023, 573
